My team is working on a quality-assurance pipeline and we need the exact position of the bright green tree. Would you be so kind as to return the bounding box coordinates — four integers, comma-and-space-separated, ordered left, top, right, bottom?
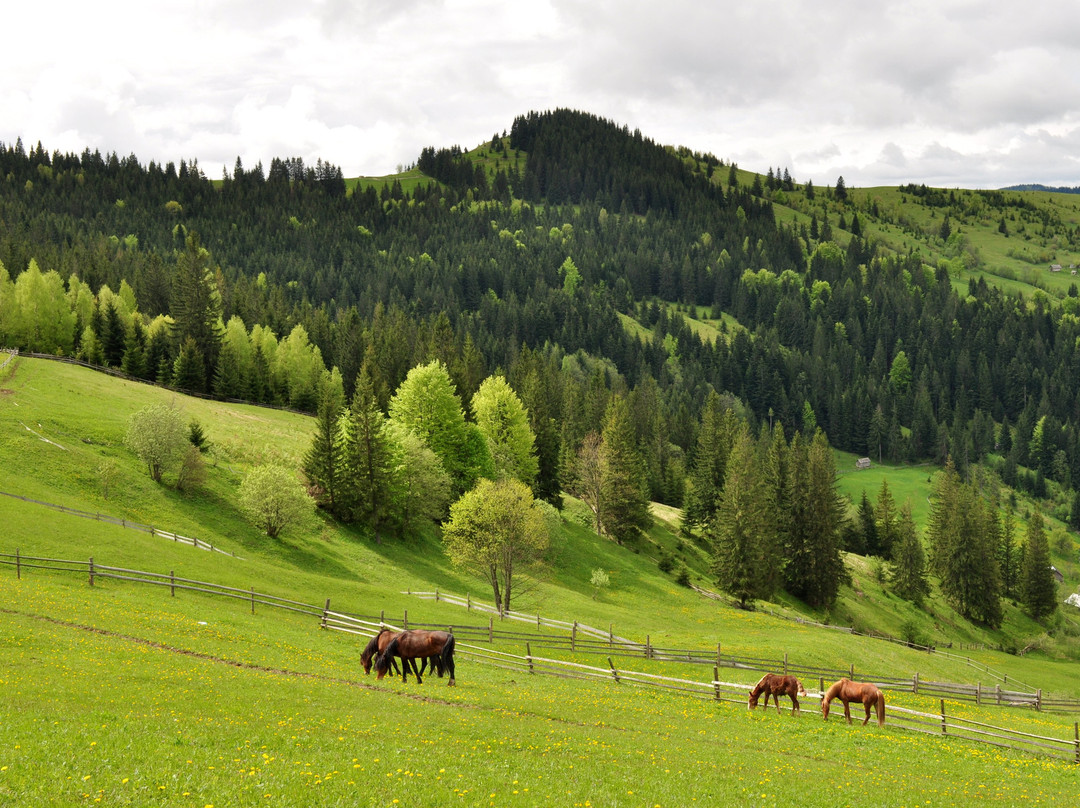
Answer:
8, 259, 76, 354
442, 478, 549, 614
125, 403, 187, 483
238, 465, 313, 538
383, 421, 452, 531
471, 375, 538, 485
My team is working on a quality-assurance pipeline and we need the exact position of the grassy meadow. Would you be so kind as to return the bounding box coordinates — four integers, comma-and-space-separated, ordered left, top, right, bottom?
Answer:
2, 356, 1080, 805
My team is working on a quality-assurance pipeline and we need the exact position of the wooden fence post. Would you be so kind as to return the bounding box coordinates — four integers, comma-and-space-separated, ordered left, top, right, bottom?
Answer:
1074, 723, 1078, 765
913, 672, 919, 694
996, 684, 1001, 705
783, 653, 788, 675
976, 681, 981, 706
537, 612, 541, 629
1037, 689, 1042, 711
609, 624, 614, 649
88, 557, 94, 587
15, 548, 19, 580
250, 586, 255, 615
488, 616, 494, 643
572, 621, 577, 652
170, 570, 175, 597
526, 642, 534, 675
403, 609, 408, 629
608, 657, 620, 684
646, 635, 652, 660
467, 593, 471, 611
819, 676, 824, 695
435, 589, 439, 602
940, 699, 947, 735
716, 643, 722, 669
380, 609, 385, 624
849, 663, 854, 679
321, 598, 330, 629
714, 666, 721, 701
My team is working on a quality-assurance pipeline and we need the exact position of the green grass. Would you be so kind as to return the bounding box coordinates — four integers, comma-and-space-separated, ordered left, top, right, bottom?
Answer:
3, 357, 1080, 805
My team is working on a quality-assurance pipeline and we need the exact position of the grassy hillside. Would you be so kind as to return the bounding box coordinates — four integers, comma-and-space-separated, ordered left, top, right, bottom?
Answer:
3, 357, 1080, 805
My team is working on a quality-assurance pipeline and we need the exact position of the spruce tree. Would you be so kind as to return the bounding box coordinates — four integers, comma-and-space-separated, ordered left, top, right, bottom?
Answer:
874, 478, 899, 559
344, 368, 396, 533
1020, 505, 1058, 620
302, 373, 345, 516
709, 428, 771, 608
599, 396, 651, 545
890, 503, 929, 604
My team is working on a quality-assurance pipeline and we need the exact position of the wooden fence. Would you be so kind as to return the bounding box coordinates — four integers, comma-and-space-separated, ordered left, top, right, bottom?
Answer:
0, 348, 17, 373
0, 491, 243, 559
405, 590, 1059, 709
5, 551, 1080, 718
320, 608, 1080, 765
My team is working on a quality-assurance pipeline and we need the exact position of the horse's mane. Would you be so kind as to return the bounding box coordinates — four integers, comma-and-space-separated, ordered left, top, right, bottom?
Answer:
375, 635, 400, 673
361, 630, 388, 663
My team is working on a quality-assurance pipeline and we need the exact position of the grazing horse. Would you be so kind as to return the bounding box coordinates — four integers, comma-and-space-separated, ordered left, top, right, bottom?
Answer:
821, 678, 885, 726
374, 629, 456, 686
361, 629, 404, 676
361, 628, 442, 678
748, 673, 807, 715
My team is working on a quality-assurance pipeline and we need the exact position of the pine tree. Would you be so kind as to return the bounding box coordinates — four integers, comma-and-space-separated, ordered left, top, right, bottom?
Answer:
599, 396, 650, 545
1020, 505, 1058, 620
709, 428, 771, 607
172, 336, 206, 393
343, 368, 396, 533
302, 372, 345, 516
890, 502, 929, 604
874, 478, 899, 559
784, 431, 846, 608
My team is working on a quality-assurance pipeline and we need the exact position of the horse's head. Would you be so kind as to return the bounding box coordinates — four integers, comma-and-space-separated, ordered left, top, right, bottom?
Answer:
360, 630, 386, 675
747, 689, 759, 710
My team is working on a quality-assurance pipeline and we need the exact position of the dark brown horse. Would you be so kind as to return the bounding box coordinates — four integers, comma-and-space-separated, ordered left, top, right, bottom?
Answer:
361, 628, 442, 678
374, 629, 456, 686
361, 629, 403, 676
748, 673, 807, 715
821, 678, 885, 726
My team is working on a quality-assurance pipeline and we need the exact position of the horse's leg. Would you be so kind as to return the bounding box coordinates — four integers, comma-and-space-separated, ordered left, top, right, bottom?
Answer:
842, 699, 852, 724
773, 691, 782, 715
413, 656, 423, 685
791, 694, 799, 716
862, 700, 872, 726
446, 649, 456, 686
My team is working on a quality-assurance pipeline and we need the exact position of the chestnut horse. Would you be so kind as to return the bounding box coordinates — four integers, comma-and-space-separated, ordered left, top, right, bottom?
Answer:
821, 678, 885, 726
361, 628, 442, 678
748, 673, 807, 715
374, 629, 456, 686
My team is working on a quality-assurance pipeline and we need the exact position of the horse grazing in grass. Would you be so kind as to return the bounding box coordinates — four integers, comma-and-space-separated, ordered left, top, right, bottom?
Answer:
361, 628, 443, 679
748, 673, 807, 715
821, 678, 885, 726
361, 629, 404, 676
374, 629, 456, 686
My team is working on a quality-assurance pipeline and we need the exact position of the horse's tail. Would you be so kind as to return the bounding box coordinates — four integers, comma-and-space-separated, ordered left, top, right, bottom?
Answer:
441, 632, 456, 667
375, 637, 399, 674
876, 691, 886, 726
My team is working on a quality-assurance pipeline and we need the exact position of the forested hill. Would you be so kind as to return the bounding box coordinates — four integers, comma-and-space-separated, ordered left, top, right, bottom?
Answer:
2, 109, 1080, 530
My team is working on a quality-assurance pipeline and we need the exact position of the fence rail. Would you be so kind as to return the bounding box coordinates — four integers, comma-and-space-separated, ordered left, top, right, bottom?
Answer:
0, 490, 243, 559
5, 551, 1080, 720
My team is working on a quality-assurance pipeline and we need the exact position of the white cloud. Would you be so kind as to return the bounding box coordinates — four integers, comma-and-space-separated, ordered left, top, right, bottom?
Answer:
2, 0, 1078, 188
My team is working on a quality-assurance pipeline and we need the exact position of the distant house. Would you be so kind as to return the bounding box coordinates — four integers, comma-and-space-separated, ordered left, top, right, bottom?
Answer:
1050, 264, 1062, 272
855, 457, 871, 470
1051, 565, 1064, 584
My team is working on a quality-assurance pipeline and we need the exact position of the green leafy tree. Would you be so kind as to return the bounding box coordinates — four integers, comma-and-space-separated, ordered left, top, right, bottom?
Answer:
383, 421, 452, 531
8, 259, 76, 354
124, 403, 187, 483
389, 360, 480, 496
1020, 505, 1058, 620
574, 431, 605, 536
238, 465, 313, 538
442, 478, 549, 615
471, 375, 538, 485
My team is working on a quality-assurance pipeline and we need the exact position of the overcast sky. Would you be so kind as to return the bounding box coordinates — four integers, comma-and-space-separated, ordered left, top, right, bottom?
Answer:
5, 0, 1080, 189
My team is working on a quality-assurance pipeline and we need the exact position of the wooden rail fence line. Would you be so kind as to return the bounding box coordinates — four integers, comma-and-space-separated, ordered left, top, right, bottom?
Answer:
405, 590, 1063, 710
0, 490, 243, 560
5, 551, 1080, 716
321, 609, 1080, 766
